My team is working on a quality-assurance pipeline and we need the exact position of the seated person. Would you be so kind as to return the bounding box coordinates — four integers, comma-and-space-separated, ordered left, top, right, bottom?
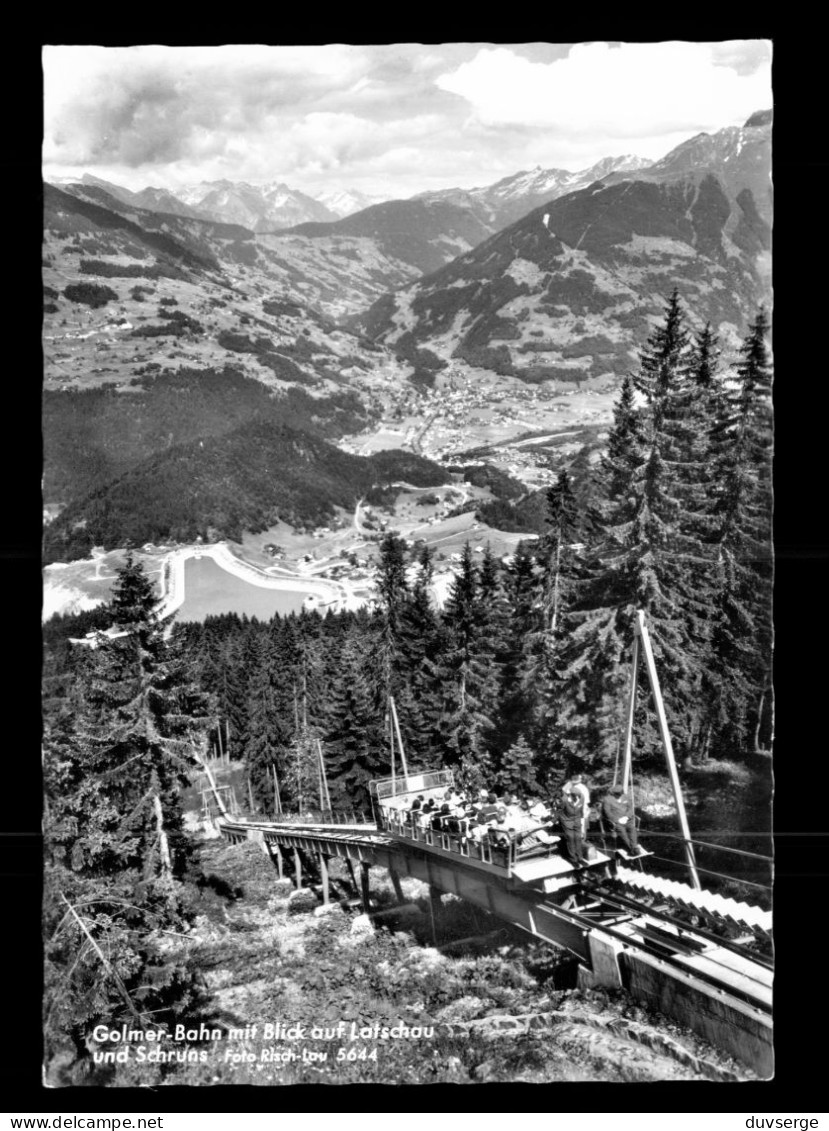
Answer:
487, 814, 514, 850
410, 795, 424, 813
444, 813, 462, 836
469, 816, 490, 844
431, 803, 452, 832
528, 797, 551, 821
507, 801, 538, 835
478, 792, 501, 823
454, 813, 471, 840
601, 784, 645, 855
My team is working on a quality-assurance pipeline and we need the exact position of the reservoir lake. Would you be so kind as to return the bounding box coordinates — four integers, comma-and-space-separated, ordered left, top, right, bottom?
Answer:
177, 556, 313, 621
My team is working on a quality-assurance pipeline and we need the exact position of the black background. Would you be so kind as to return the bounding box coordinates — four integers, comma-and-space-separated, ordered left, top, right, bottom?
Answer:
4, 23, 822, 1111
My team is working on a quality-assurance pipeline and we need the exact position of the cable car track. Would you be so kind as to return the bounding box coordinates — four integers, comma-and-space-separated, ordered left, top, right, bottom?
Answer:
220, 817, 772, 1009
589, 881, 774, 969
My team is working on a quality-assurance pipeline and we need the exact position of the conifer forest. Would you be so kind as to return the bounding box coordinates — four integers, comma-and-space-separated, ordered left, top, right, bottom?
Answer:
41, 295, 773, 1081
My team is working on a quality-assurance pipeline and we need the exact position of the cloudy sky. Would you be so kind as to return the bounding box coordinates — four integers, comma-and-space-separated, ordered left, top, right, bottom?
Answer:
43, 42, 772, 200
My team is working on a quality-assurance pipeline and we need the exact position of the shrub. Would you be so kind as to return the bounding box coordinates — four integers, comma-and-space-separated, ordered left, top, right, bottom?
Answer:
263, 298, 302, 318
217, 330, 259, 353
63, 282, 119, 308
79, 260, 163, 279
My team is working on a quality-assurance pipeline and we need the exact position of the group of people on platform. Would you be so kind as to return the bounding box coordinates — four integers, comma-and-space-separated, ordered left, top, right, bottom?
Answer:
394, 773, 646, 866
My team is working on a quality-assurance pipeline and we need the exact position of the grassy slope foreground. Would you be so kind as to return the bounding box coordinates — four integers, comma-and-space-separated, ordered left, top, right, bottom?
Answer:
56, 839, 755, 1087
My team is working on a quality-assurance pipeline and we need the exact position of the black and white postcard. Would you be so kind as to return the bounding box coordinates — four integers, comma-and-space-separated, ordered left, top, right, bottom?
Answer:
41, 42, 773, 1088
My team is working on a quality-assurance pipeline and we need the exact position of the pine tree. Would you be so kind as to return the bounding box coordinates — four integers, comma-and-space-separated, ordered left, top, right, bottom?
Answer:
43, 554, 208, 1080
540, 470, 580, 637
497, 735, 540, 795
243, 632, 288, 812
557, 293, 717, 768
376, 531, 409, 638
397, 544, 443, 765
80, 552, 211, 891
601, 374, 647, 505
433, 544, 499, 787
491, 541, 543, 761
324, 627, 386, 811
704, 309, 773, 755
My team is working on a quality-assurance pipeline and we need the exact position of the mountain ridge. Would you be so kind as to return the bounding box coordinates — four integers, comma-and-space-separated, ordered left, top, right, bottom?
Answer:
42, 416, 448, 564
359, 116, 771, 386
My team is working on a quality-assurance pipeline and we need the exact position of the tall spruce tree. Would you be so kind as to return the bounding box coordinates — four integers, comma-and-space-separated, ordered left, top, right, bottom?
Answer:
491, 541, 543, 761
433, 544, 499, 788
397, 544, 443, 765
80, 552, 211, 890
243, 632, 289, 812
705, 308, 773, 755
324, 627, 386, 811
557, 293, 717, 768
43, 554, 208, 1080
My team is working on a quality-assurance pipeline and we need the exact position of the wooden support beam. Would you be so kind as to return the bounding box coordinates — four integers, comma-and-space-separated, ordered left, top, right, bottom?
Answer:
294, 849, 303, 891
274, 843, 284, 880
636, 610, 700, 890
389, 867, 405, 903
619, 630, 640, 791
389, 695, 410, 783
428, 884, 441, 945
360, 862, 371, 913
345, 857, 358, 895
320, 854, 330, 906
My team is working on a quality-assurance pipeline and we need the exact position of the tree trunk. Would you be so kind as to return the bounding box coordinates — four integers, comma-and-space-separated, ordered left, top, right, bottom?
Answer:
754, 676, 773, 753
152, 793, 174, 887
549, 539, 562, 636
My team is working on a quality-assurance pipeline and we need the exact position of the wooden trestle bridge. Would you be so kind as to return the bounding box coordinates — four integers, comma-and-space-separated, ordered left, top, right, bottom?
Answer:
218, 814, 773, 1078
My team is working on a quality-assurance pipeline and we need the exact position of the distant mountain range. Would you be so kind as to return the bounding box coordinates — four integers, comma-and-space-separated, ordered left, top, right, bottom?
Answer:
42, 181, 410, 392
48, 173, 218, 221
43, 113, 771, 564
281, 198, 495, 276
50, 175, 383, 229
414, 154, 653, 230
173, 179, 339, 230
46, 153, 652, 236
359, 113, 772, 384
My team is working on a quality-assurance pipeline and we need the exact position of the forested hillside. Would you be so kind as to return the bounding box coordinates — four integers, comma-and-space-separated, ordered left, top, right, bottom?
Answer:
43, 420, 447, 564
45, 297, 773, 811
43, 366, 374, 504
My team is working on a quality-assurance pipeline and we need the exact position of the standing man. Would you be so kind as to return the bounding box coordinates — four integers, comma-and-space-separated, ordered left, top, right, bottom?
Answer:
558, 789, 588, 865
564, 772, 591, 836
602, 784, 644, 855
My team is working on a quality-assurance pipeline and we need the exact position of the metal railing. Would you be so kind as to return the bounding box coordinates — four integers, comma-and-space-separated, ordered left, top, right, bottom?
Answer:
384, 810, 516, 871
243, 809, 369, 826
372, 770, 454, 801
631, 829, 773, 900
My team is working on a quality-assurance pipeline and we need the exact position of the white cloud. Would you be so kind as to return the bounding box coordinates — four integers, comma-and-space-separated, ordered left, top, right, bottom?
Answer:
435, 42, 772, 136
42, 42, 772, 199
